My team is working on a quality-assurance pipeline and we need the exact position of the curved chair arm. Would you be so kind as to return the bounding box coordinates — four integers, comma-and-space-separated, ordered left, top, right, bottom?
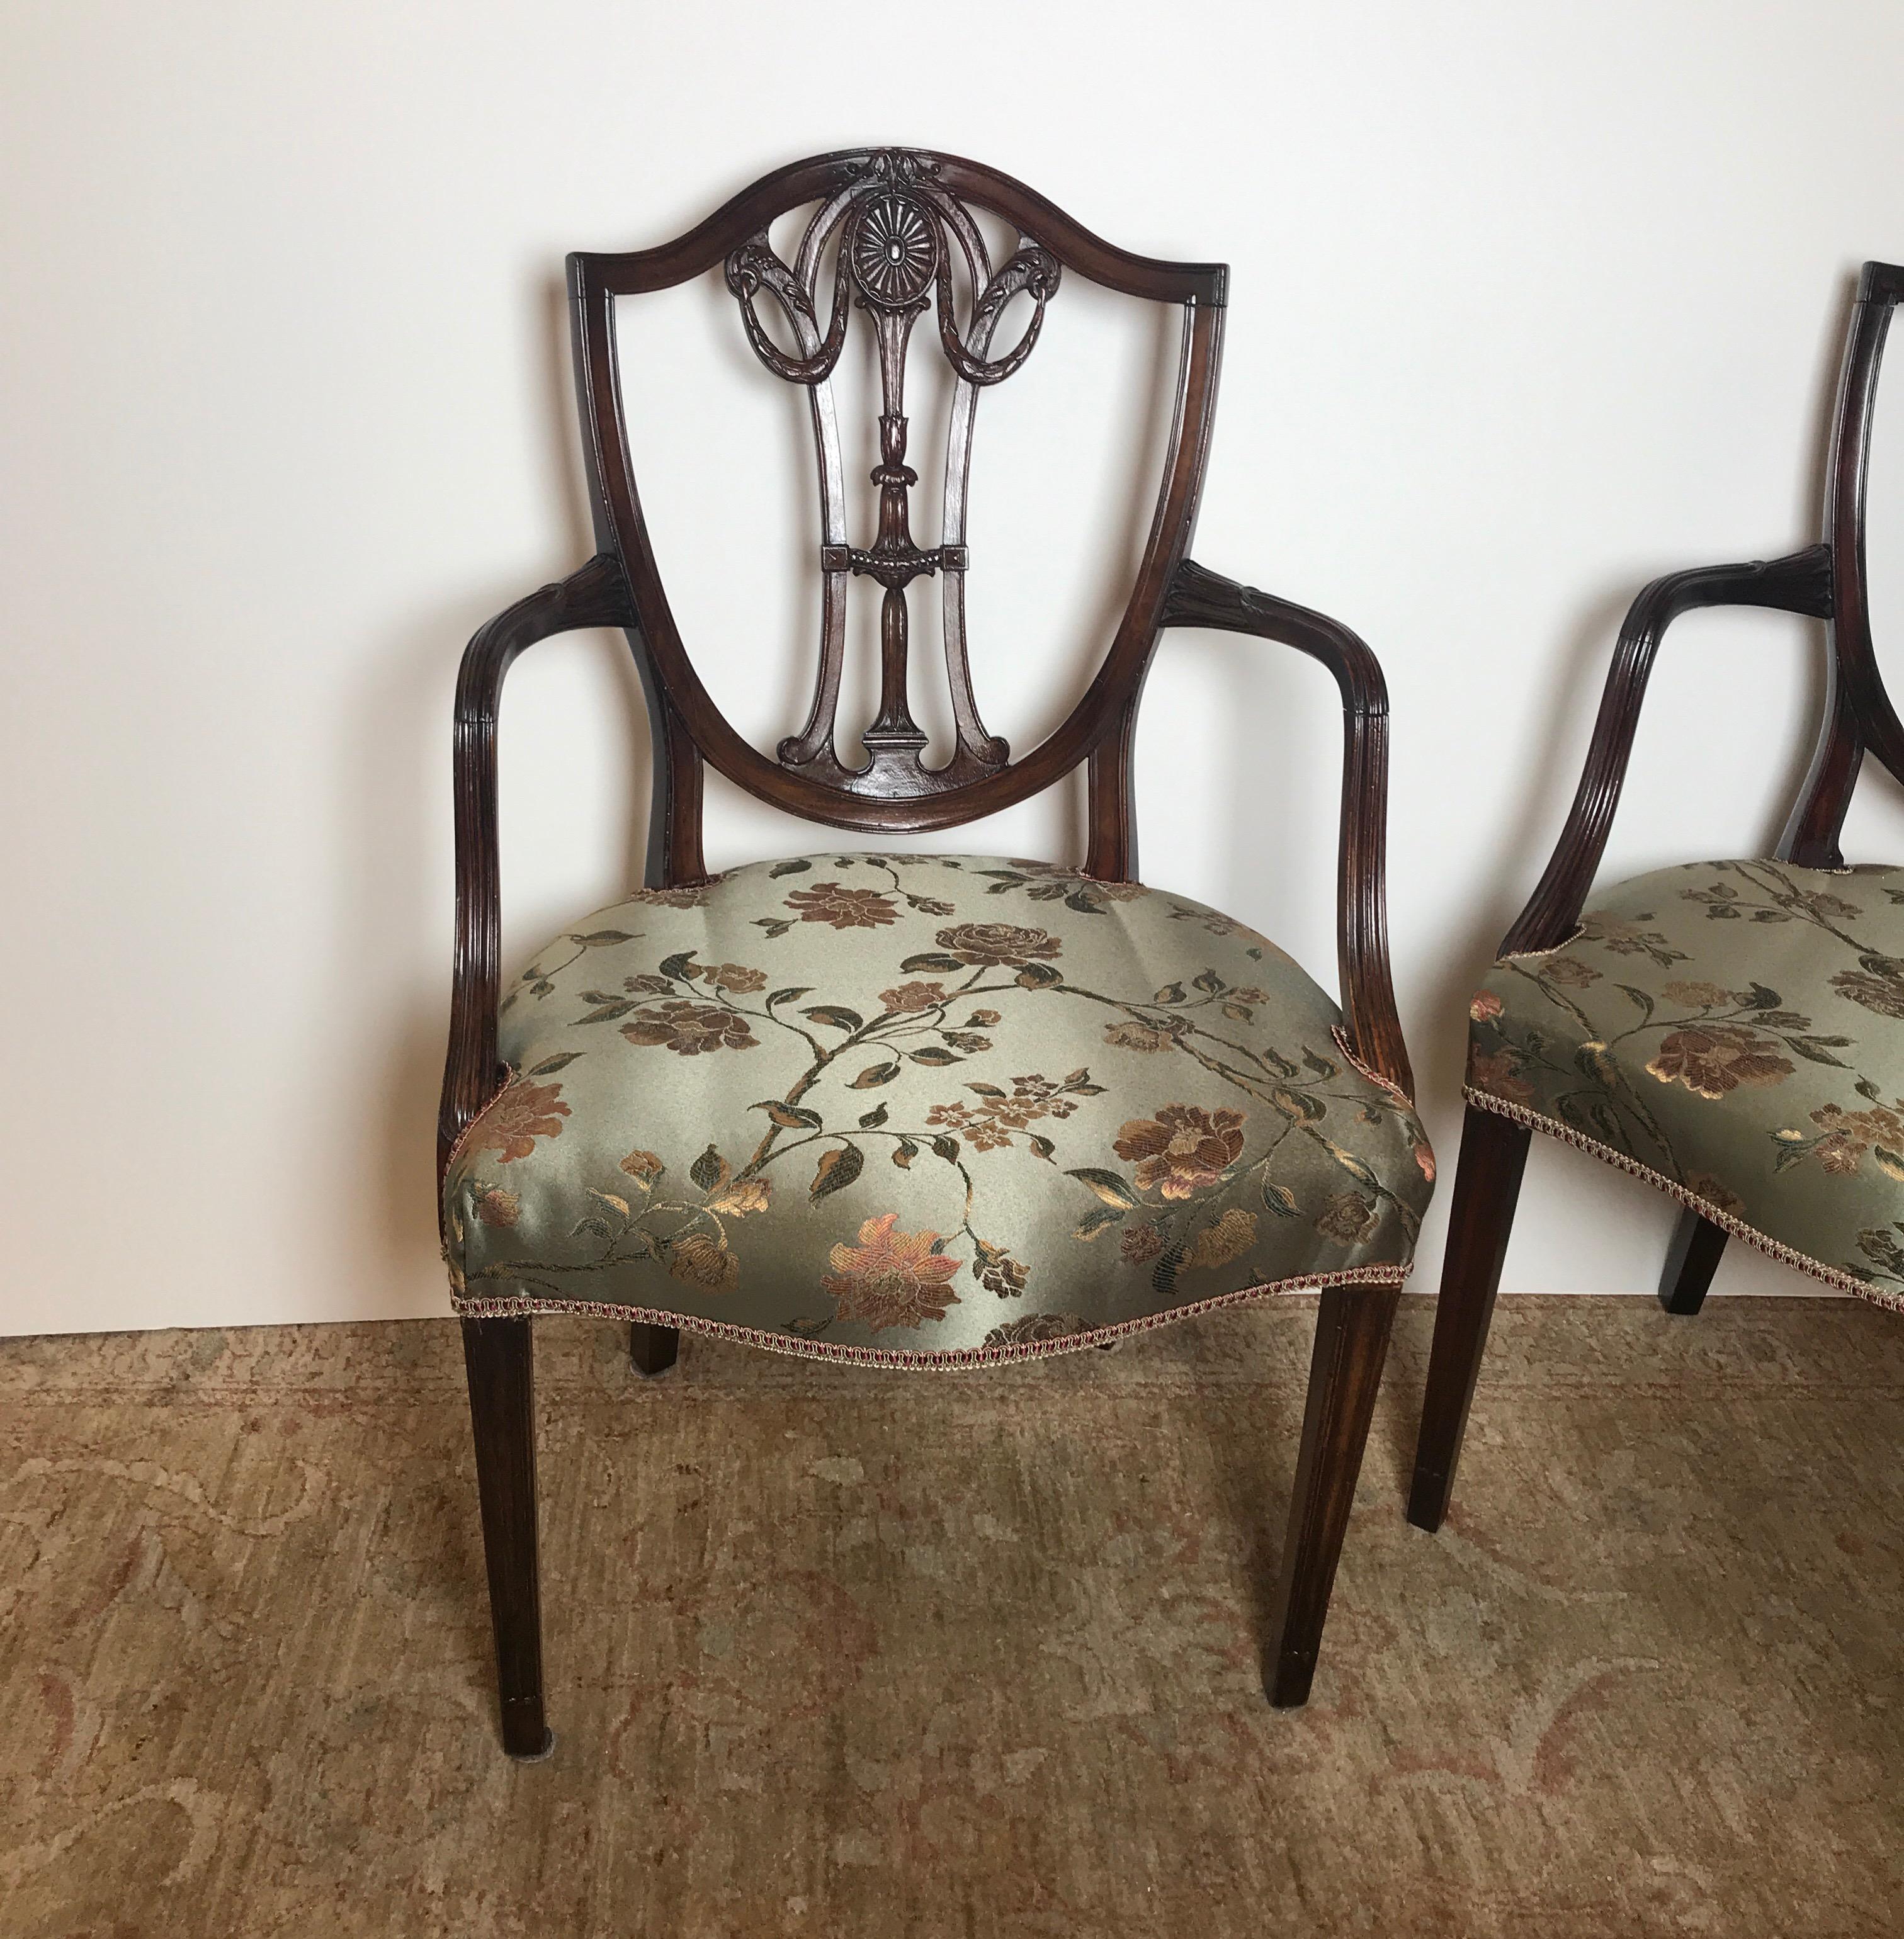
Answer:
1500, 546, 1835, 957
438, 553, 638, 1179
1161, 558, 1414, 1100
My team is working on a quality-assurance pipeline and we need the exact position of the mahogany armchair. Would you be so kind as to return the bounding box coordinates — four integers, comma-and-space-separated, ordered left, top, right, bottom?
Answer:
1412, 262, 1904, 1535
436, 149, 1435, 1757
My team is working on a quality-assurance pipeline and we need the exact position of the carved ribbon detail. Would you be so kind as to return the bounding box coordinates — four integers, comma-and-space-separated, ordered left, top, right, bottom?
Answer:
720, 149, 1058, 795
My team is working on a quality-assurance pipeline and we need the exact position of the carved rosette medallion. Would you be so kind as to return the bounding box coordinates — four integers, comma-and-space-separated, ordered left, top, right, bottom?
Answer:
847, 191, 939, 310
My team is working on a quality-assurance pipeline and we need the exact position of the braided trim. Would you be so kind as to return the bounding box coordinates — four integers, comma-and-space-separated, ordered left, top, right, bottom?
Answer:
448, 1261, 1413, 1371
1462, 1085, 1904, 1313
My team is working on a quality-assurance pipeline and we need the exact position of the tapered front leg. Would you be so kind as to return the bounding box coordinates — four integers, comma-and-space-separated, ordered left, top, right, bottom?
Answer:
1658, 1208, 1725, 1314
629, 1321, 679, 1377
462, 1316, 553, 1760
1266, 1279, 1402, 1707
1407, 1105, 1531, 1532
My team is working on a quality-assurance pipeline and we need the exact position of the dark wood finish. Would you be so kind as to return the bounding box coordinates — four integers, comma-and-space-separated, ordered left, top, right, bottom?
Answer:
1658, 1207, 1727, 1315
440, 148, 1419, 1741
628, 1321, 679, 1377
1406, 1107, 1531, 1533
460, 1318, 552, 1760
1160, 563, 1414, 1099
1410, 261, 1904, 1532
1267, 1280, 1403, 1706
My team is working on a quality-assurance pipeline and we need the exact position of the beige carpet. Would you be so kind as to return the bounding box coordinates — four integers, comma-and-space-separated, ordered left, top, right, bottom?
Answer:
3, 1296, 1901, 1937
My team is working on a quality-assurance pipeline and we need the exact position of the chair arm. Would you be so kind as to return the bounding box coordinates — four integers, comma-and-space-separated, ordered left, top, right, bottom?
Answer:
1160, 558, 1414, 1100
1500, 545, 1834, 956
438, 553, 637, 1179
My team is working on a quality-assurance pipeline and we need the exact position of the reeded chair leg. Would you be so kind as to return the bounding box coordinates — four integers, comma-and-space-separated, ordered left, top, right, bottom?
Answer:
629, 1321, 679, 1376
462, 1316, 553, 1760
1658, 1208, 1726, 1314
1407, 1106, 1532, 1534
1266, 1279, 1402, 1707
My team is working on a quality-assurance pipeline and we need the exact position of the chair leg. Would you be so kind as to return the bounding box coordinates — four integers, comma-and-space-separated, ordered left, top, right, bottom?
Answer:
1266, 1279, 1402, 1707
1658, 1208, 1725, 1314
629, 1321, 679, 1377
461, 1316, 553, 1760
1407, 1105, 1532, 1534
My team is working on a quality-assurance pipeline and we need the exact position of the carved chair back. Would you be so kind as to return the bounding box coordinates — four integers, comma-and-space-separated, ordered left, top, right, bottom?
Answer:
1500, 261, 1904, 958
1785, 260, 1904, 865
567, 146, 1228, 887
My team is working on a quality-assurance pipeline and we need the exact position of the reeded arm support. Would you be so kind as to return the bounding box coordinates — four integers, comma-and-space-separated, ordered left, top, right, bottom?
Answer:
438, 553, 638, 1179
1500, 546, 1835, 958
1160, 559, 1414, 1100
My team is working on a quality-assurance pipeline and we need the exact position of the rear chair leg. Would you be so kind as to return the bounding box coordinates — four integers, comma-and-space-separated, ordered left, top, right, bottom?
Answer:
1658, 1208, 1725, 1314
629, 1321, 679, 1377
1407, 1105, 1531, 1533
1266, 1279, 1402, 1707
462, 1316, 553, 1760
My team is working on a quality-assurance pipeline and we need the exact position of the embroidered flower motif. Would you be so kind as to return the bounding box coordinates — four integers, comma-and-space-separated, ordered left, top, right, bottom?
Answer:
1413, 1140, 1436, 1183
973, 1238, 1028, 1297
620, 1148, 664, 1184
1182, 1207, 1257, 1272
667, 1232, 739, 1291
785, 882, 900, 929
467, 1080, 571, 1163
1113, 1104, 1246, 1200
1315, 1192, 1378, 1245
1578, 912, 1686, 965
1662, 980, 1735, 1009
693, 962, 768, 994
821, 1213, 962, 1332
983, 1311, 1085, 1348
620, 1002, 759, 1056
1539, 955, 1601, 988
1830, 965, 1904, 1019
705, 1177, 773, 1216
934, 921, 1063, 965
967, 1009, 1001, 1027
1467, 1046, 1535, 1105
927, 1075, 1082, 1150
1119, 1221, 1163, 1265
1469, 990, 1504, 1024
474, 1187, 520, 1228
1103, 1019, 1176, 1053
879, 980, 949, 1014
1645, 1024, 1794, 1099
1805, 1102, 1904, 1178
1685, 1173, 1745, 1216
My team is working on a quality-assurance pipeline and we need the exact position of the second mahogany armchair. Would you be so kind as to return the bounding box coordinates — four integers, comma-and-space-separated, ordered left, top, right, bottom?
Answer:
1412, 261, 1904, 1535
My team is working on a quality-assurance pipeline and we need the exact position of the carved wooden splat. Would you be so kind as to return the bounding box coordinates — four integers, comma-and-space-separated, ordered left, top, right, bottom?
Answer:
722, 149, 1062, 796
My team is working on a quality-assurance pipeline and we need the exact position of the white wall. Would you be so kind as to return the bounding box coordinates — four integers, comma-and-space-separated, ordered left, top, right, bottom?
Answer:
6, 0, 1903, 1336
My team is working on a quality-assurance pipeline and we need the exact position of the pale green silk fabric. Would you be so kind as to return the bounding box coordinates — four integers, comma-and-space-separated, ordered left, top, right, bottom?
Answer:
1466, 858, 1904, 1308
445, 855, 1435, 1364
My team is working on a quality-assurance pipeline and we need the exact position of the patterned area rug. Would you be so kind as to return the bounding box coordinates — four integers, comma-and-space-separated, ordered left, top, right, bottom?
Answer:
4, 1298, 1901, 1936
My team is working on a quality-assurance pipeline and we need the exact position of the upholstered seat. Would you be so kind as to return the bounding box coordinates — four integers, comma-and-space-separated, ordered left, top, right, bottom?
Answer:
445, 854, 1435, 1364
1465, 857, 1904, 1308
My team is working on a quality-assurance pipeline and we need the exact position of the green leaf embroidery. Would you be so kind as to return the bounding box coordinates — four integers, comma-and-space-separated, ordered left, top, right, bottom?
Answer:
810, 1143, 864, 1201
1067, 1167, 1140, 1211
802, 1005, 864, 1032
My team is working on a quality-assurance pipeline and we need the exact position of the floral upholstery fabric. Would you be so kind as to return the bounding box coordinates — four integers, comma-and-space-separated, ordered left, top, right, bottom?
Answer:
1466, 858, 1904, 1309
444, 854, 1436, 1365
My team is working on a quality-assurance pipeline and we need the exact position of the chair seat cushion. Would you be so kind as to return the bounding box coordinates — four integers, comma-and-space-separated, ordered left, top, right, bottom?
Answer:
1466, 857, 1904, 1308
444, 854, 1434, 1365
